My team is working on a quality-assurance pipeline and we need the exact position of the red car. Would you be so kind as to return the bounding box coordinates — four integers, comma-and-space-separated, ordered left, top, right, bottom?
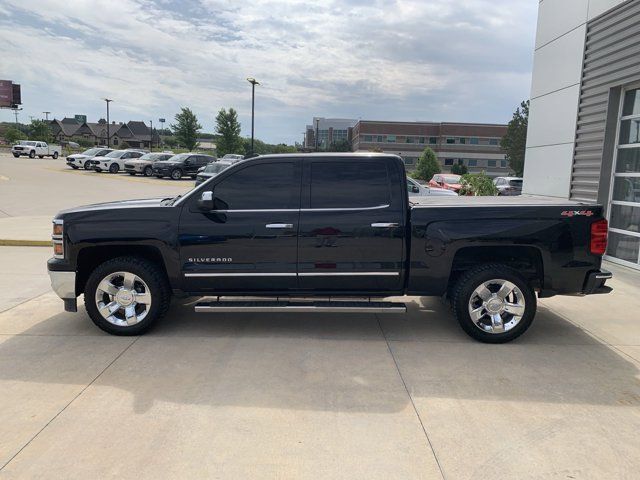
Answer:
428, 174, 462, 193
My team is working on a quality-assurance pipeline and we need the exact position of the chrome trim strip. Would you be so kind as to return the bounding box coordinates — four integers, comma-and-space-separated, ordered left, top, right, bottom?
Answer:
213, 209, 298, 213
48, 270, 76, 299
298, 272, 399, 277
185, 272, 297, 277
207, 205, 390, 213
301, 204, 389, 212
195, 305, 407, 314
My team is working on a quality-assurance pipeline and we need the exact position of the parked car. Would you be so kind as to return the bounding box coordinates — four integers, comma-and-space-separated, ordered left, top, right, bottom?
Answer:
91, 149, 146, 173
152, 153, 216, 180
124, 152, 175, 176
47, 153, 612, 343
221, 154, 244, 161
66, 147, 113, 170
194, 160, 234, 186
407, 177, 458, 197
12, 141, 61, 159
428, 173, 462, 192
494, 176, 523, 196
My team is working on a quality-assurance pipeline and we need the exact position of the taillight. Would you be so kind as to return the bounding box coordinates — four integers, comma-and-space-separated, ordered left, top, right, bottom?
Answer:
590, 218, 608, 256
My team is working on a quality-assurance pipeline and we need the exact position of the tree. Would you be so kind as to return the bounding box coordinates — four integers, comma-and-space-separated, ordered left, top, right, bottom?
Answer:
413, 147, 441, 181
451, 163, 468, 175
5, 126, 26, 144
171, 107, 201, 151
215, 107, 243, 157
459, 172, 498, 196
501, 100, 529, 176
28, 119, 53, 142
327, 138, 352, 152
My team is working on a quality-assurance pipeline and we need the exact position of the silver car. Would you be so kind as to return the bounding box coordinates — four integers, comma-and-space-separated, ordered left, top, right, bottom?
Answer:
494, 177, 523, 196
125, 152, 175, 176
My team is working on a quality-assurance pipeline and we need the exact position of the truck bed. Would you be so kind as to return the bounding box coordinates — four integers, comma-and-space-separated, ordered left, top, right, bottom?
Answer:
410, 194, 590, 208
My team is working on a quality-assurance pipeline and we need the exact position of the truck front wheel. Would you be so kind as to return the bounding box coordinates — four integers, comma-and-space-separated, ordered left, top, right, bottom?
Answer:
452, 264, 536, 344
29, 151, 36, 158
84, 256, 171, 336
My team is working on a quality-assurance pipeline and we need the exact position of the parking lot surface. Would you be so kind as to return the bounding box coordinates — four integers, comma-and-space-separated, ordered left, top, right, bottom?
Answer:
1, 153, 639, 479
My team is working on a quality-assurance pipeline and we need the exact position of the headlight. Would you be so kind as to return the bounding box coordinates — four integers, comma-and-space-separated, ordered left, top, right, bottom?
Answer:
52, 219, 64, 259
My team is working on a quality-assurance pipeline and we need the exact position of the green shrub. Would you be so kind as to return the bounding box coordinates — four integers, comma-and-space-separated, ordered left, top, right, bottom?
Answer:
459, 172, 498, 196
413, 147, 441, 180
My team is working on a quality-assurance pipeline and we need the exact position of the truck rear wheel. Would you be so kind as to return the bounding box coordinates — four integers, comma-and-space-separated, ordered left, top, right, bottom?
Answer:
53, 152, 59, 159
452, 264, 536, 343
84, 256, 171, 336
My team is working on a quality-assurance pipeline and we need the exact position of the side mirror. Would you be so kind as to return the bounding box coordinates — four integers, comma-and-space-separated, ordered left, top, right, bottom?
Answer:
412, 186, 420, 193
197, 166, 205, 173
197, 191, 214, 211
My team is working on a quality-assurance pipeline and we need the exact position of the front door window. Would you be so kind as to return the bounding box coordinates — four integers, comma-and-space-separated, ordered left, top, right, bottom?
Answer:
607, 88, 640, 268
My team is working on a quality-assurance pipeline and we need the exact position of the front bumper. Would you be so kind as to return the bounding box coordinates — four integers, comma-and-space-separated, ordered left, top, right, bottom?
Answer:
48, 269, 78, 312
582, 269, 613, 295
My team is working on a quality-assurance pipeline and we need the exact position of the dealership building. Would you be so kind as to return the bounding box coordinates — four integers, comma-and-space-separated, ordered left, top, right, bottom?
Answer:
523, 0, 640, 269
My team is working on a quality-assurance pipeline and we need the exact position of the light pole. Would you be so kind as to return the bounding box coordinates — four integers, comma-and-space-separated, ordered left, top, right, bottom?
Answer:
43, 111, 50, 121
247, 77, 260, 155
159, 118, 165, 149
150, 120, 153, 151
103, 98, 113, 147
315, 118, 320, 151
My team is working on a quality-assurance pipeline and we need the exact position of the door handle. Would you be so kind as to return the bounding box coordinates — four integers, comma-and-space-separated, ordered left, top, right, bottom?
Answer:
266, 223, 294, 229
371, 223, 399, 228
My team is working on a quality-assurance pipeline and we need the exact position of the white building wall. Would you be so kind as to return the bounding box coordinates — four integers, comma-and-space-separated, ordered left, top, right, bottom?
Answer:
523, 0, 626, 197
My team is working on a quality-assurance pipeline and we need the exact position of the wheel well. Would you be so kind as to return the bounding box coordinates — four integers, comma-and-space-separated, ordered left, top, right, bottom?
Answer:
448, 246, 543, 293
76, 245, 168, 294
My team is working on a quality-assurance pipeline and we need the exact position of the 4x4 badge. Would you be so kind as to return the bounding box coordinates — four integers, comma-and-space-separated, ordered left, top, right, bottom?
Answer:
561, 210, 594, 217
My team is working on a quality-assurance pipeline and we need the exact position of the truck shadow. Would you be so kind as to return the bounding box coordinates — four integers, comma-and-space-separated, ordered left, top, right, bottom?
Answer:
0, 294, 639, 415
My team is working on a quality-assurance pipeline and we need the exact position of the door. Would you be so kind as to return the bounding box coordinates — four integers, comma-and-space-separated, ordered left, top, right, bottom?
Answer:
179, 160, 302, 292
297, 157, 405, 293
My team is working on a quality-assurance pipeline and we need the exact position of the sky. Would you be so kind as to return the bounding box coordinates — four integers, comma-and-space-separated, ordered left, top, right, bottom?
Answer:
0, 0, 537, 145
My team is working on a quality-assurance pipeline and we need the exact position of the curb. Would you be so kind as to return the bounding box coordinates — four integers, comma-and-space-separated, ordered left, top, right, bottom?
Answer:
0, 239, 52, 247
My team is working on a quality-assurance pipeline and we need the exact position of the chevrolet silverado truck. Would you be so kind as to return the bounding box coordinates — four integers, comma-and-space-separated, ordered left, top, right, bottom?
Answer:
47, 153, 612, 343
12, 141, 61, 159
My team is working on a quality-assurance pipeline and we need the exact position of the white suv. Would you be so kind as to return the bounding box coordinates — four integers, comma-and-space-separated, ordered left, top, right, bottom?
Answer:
91, 149, 146, 173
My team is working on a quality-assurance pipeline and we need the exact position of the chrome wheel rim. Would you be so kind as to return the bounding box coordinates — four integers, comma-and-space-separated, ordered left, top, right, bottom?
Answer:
468, 279, 525, 334
171, 170, 181, 179
95, 271, 152, 326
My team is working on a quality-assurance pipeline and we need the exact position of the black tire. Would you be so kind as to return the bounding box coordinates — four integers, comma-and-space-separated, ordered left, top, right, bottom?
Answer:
452, 264, 536, 344
109, 163, 119, 174
171, 169, 183, 180
155, 175, 163, 178
83, 162, 92, 170
71, 165, 79, 170
84, 256, 171, 336
12, 154, 19, 158
38, 155, 44, 159
53, 152, 59, 159
144, 166, 153, 177
128, 172, 136, 175
29, 151, 36, 158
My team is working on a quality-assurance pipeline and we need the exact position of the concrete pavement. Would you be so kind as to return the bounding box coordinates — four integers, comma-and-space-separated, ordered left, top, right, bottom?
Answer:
0, 247, 638, 479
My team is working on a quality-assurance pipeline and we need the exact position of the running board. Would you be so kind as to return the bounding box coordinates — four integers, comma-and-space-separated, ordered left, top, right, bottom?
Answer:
194, 300, 407, 314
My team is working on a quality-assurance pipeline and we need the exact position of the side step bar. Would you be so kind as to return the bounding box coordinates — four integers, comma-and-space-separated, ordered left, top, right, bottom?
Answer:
194, 300, 407, 314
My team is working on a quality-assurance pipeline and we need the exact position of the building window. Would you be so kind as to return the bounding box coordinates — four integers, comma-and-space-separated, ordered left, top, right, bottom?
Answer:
459, 137, 466, 144
403, 157, 415, 165
488, 160, 496, 167
387, 135, 396, 143
470, 137, 479, 145
406, 136, 414, 143
607, 87, 640, 268
501, 160, 507, 168
444, 158, 454, 166
377, 135, 384, 143
489, 138, 499, 146
468, 159, 477, 167
446, 138, 455, 144
363, 135, 373, 142
429, 137, 437, 144
419, 137, 425, 144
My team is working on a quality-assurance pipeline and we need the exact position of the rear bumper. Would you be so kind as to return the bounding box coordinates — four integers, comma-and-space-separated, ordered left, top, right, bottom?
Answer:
582, 269, 613, 295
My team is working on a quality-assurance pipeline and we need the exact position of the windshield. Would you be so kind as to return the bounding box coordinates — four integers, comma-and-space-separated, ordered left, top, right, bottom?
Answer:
509, 179, 523, 186
81, 148, 101, 156
203, 163, 230, 174
442, 175, 461, 183
20, 141, 37, 146
222, 154, 243, 160
166, 153, 190, 162
105, 150, 126, 158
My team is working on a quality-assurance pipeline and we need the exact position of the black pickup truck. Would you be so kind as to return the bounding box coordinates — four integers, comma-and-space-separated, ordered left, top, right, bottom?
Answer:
47, 153, 612, 343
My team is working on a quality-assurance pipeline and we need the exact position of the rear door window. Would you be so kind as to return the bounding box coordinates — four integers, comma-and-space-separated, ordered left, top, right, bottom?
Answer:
310, 161, 390, 208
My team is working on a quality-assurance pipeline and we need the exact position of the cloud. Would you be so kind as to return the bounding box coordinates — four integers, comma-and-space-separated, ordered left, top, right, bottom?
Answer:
0, 0, 536, 143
